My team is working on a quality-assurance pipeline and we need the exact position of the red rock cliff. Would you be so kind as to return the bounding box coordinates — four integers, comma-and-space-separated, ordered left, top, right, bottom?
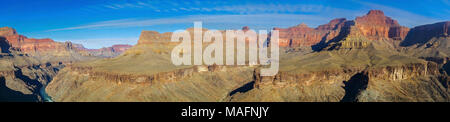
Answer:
400, 21, 450, 46
274, 18, 347, 47
275, 10, 410, 48
353, 10, 409, 41
0, 27, 68, 53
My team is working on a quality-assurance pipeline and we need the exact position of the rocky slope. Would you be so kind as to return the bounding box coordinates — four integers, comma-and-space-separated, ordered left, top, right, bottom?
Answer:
0, 37, 64, 101
401, 21, 449, 47
399, 21, 450, 58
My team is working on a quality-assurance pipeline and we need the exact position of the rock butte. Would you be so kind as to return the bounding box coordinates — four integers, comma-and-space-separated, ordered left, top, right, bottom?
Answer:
273, 10, 410, 48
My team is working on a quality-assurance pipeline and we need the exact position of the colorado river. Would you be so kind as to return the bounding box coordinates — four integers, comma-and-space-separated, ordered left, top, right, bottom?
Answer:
39, 85, 53, 102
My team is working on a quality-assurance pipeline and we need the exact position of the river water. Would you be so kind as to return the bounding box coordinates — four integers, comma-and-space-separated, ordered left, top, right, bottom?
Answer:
39, 85, 53, 102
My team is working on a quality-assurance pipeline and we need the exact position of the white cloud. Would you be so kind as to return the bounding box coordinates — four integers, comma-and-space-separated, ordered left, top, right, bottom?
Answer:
211, 4, 328, 14
46, 14, 330, 32
94, 0, 338, 14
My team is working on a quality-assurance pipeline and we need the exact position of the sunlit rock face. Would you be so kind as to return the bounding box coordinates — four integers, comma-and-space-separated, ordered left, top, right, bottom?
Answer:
274, 18, 347, 47
353, 10, 409, 41
0, 27, 65, 53
274, 10, 409, 48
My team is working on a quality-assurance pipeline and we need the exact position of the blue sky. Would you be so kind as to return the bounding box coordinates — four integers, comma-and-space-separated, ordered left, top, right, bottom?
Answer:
0, 0, 449, 49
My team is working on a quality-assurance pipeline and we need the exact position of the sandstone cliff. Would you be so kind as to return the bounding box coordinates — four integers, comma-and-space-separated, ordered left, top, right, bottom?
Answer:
0, 27, 99, 62
275, 10, 409, 50
274, 18, 347, 47
398, 21, 450, 63
353, 10, 409, 41
314, 10, 410, 51
400, 21, 449, 47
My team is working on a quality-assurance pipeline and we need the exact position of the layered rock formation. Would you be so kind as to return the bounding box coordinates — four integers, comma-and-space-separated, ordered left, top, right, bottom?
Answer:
353, 10, 409, 41
313, 10, 410, 51
0, 27, 100, 62
76, 44, 133, 57
0, 37, 64, 102
1, 27, 68, 53
137, 31, 173, 45
397, 21, 450, 63
228, 62, 447, 102
275, 10, 409, 50
401, 21, 450, 47
46, 64, 253, 102
274, 18, 346, 47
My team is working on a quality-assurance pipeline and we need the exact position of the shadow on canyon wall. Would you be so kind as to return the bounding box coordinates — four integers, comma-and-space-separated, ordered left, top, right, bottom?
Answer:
0, 77, 39, 102
340, 72, 369, 102
14, 66, 43, 91
229, 81, 255, 96
0, 37, 11, 53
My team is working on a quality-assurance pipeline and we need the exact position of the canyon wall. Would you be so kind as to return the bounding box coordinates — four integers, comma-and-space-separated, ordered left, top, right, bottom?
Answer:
400, 21, 450, 47
46, 65, 253, 102
274, 18, 346, 47
0, 27, 70, 53
352, 10, 409, 41
0, 42, 65, 101
228, 62, 448, 102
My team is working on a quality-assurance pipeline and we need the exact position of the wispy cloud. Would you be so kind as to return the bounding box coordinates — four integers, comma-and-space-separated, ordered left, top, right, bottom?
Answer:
47, 19, 139, 31
443, 0, 450, 5
50, 0, 365, 32
47, 14, 330, 32
52, 0, 445, 32
89, 0, 339, 14
211, 4, 327, 14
